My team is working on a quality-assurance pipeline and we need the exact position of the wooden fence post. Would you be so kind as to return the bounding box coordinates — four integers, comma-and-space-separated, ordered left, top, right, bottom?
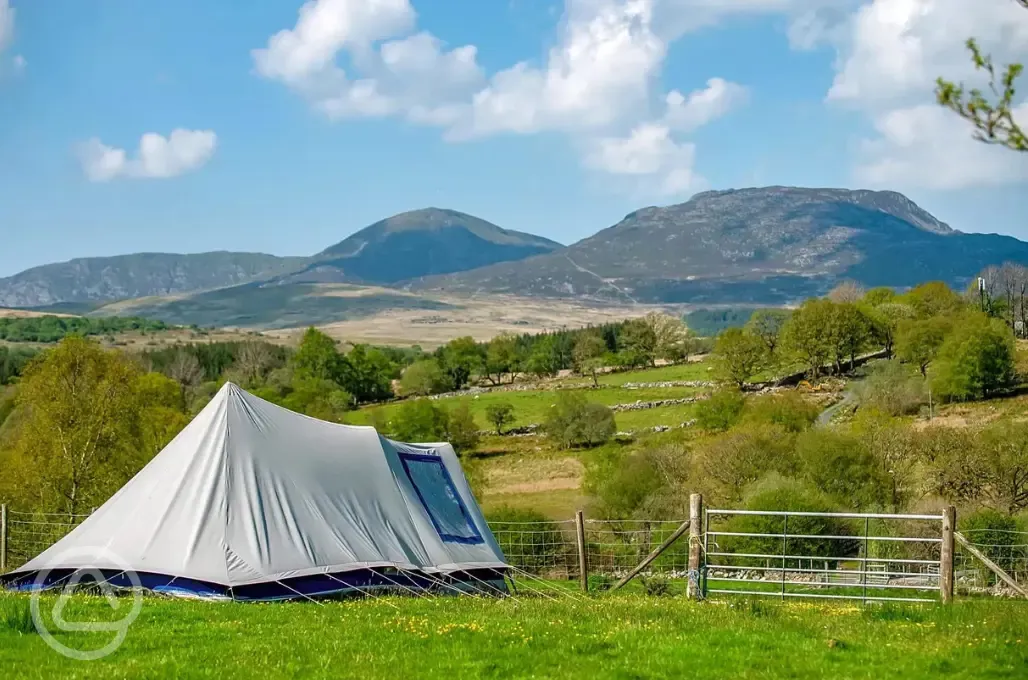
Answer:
941, 505, 955, 604
575, 510, 589, 593
1, 504, 7, 573
687, 494, 703, 600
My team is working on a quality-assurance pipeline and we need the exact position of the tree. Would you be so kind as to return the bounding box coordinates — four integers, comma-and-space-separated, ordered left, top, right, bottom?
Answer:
436, 336, 483, 390
292, 328, 341, 381
339, 345, 394, 404
7, 338, 145, 518
484, 333, 520, 385
831, 303, 871, 372
780, 298, 836, 378
827, 280, 865, 304
862, 287, 897, 307
619, 318, 658, 368
864, 302, 915, 358
573, 330, 608, 386
896, 315, 952, 377
932, 312, 1016, 401
713, 328, 767, 387
166, 349, 203, 388
524, 335, 561, 379
485, 401, 515, 435
235, 341, 278, 387
544, 392, 616, 449
446, 402, 480, 455
937, 4, 1027, 154
392, 399, 450, 443
745, 309, 790, 355
399, 359, 450, 397
645, 312, 690, 363
901, 282, 965, 319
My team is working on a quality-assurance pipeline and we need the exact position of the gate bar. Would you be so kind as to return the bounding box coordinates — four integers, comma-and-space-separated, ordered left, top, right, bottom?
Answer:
707, 509, 942, 521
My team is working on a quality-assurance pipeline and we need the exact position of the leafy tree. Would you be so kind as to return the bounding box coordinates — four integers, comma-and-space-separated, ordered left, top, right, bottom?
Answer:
864, 302, 915, 358
573, 330, 608, 386
832, 303, 872, 372
896, 315, 952, 377
901, 282, 965, 319
436, 336, 483, 390
855, 360, 926, 417
446, 402, 480, 454
485, 401, 515, 435
484, 333, 521, 385
713, 328, 767, 387
645, 312, 691, 363
399, 359, 450, 397
695, 388, 746, 432
292, 328, 342, 381
937, 3, 1027, 154
745, 309, 790, 355
931, 313, 1016, 401
928, 421, 1028, 514
263, 376, 353, 423
392, 399, 450, 443
544, 392, 616, 449
862, 287, 897, 307
690, 425, 797, 505
781, 298, 836, 378
339, 345, 394, 404
6, 338, 146, 518
619, 318, 658, 368
524, 334, 562, 378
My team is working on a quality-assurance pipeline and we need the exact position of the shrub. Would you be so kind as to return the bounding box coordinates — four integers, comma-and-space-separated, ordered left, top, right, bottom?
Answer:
743, 392, 820, 432
446, 402, 480, 454
695, 389, 745, 432
639, 575, 671, 596
932, 313, 1016, 401
485, 401, 515, 435
723, 475, 859, 565
485, 507, 569, 574
691, 425, 797, 505
392, 399, 450, 443
399, 359, 451, 397
855, 360, 926, 416
544, 393, 616, 449
795, 429, 891, 510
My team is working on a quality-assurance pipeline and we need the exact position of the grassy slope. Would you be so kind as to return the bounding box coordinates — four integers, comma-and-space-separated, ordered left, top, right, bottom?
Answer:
1, 595, 1024, 679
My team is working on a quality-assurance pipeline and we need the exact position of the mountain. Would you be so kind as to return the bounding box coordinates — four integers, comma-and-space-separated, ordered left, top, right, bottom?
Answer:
277, 208, 562, 285
415, 187, 1028, 304
0, 252, 308, 309
0, 209, 561, 308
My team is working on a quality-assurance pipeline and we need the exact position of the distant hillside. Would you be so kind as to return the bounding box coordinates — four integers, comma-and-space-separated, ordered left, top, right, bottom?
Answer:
0, 252, 307, 308
0, 209, 560, 308
278, 208, 562, 285
416, 187, 1028, 304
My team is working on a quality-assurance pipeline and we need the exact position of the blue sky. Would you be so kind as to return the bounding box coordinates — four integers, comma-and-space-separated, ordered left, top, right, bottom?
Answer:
0, 0, 1026, 278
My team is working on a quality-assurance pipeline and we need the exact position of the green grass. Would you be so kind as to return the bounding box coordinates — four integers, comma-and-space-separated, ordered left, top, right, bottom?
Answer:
348, 385, 704, 430
597, 361, 714, 386
1, 593, 1025, 678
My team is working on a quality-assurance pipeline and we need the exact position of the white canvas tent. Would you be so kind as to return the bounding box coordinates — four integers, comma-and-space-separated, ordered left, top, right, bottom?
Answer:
3, 383, 509, 600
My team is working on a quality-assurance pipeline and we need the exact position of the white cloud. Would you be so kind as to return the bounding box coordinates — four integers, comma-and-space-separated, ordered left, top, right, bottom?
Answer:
855, 104, 1028, 190
252, 0, 483, 123
664, 78, 748, 132
824, 0, 1028, 189
459, 0, 666, 137
76, 130, 218, 182
585, 123, 704, 194
0, 0, 24, 74
253, 0, 760, 198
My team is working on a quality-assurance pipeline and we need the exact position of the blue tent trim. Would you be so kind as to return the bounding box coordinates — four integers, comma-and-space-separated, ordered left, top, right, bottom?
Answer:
1, 567, 510, 601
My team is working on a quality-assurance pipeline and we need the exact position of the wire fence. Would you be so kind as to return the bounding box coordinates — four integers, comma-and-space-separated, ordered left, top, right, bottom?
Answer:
2, 508, 1027, 602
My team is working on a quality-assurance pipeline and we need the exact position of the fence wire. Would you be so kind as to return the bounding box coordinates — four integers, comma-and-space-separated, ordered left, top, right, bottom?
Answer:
955, 529, 1028, 596
4, 511, 1028, 601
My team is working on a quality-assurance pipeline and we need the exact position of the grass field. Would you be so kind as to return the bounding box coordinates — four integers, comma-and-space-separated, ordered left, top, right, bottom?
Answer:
1, 594, 1025, 679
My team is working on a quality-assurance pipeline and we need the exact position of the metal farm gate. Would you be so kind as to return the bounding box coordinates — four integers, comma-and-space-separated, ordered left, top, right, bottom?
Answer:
702, 508, 953, 604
